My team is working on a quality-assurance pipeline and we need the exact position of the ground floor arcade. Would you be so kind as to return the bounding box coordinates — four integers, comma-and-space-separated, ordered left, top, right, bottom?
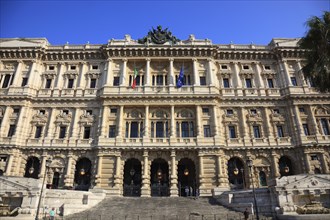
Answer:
0, 145, 329, 197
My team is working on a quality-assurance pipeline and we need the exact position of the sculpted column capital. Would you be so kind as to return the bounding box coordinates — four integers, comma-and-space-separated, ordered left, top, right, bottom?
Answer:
145, 58, 151, 62
122, 58, 128, 62
169, 58, 174, 62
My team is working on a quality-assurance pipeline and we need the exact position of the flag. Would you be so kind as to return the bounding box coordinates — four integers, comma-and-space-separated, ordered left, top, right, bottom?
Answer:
131, 68, 138, 89
176, 66, 184, 88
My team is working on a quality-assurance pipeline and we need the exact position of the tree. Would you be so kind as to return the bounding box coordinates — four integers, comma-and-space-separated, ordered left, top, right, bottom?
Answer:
299, 11, 330, 93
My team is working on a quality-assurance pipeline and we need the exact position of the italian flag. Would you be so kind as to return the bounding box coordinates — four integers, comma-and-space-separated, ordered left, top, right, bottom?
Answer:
131, 68, 138, 89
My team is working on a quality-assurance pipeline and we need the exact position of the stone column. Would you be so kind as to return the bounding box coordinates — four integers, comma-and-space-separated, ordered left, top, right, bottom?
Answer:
232, 62, 242, 95
45, 108, 57, 140
240, 108, 249, 145
216, 155, 224, 187
144, 58, 150, 86
143, 106, 150, 141
77, 62, 87, 89
5, 154, 14, 175
116, 105, 124, 141
281, 61, 292, 86
320, 153, 329, 174
293, 106, 304, 136
54, 62, 65, 89
296, 61, 307, 86
271, 153, 280, 178
198, 153, 205, 187
120, 59, 127, 87
27, 61, 37, 87
168, 58, 174, 86
39, 155, 47, 178
264, 107, 274, 143
212, 105, 219, 137
170, 150, 178, 197
11, 61, 23, 86
207, 58, 214, 86
12, 106, 27, 139
114, 154, 122, 189
95, 155, 103, 187
64, 156, 73, 187
254, 62, 265, 95
308, 106, 321, 138
141, 151, 150, 197
0, 106, 11, 136
15, 152, 22, 176
193, 58, 200, 86
170, 105, 176, 141
104, 59, 113, 86
100, 106, 109, 138
304, 152, 311, 174
70, 108, 81, 140
196, 105, 202, 137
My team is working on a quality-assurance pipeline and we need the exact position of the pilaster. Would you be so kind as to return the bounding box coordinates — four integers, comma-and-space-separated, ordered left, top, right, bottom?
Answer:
141, 150, 150, 197
193, 58, 200, 86
116, 105, 124, 142
170, 150, 178, 197
119, 59, 127, 87
11, 61, 23, 86
232, 62, 243, 95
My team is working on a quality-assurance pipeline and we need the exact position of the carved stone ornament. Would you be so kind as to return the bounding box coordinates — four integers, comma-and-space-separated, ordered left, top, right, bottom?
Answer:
138, 25, 180, 45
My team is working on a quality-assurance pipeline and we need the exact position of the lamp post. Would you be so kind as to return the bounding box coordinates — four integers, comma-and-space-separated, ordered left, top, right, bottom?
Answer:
246, 159, 260, 220
35, 158, 52, 220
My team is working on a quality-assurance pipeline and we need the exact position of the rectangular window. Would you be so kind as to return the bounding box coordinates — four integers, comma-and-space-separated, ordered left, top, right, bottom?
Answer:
130, 122, 138, 138
109, 125, 116, 138
243, 65, 249, 70
229, 126, 236, 138
156, 75, 163, 86
202, 108, 209, 116
83, 127, 91, 139
39, 110, 46, 115
21, 77, 28, 86
92, 65, 98, 70
45, 79, 52, 88
264, 66, 271, 70
227, 109, 233, 115
267, 78, 274, 88
277, 125, 284, 137
7, 125, 16, 137
311, 155, 319, 161
203, 125, 211, 137
181, 122, 189, 138
59, 126, 66, 139
2, 74, 11, 88
86, 110, 93, 115
90, 78, 97, 88
299, 107, 305, 113
273, 109, 280, 114
13, 108, 20, 114
303, 123, 310, 135
70, 66, 76, 70
321, 118, 330, 135
245, 78, 252, 88
110, 108, 117, 115
223, 78, 230, 88
156, 122, 164, 138
49, 66, 55, 70
68, 79, 74, 88
200, 76, 206, 86
291, 77, 297, 86
250, 109, 257, 115
253, 126, 261, 138
113, 77, 120, 86
35, 126, 43, 138
221, 65, 228, 69
63, 110, 69, 115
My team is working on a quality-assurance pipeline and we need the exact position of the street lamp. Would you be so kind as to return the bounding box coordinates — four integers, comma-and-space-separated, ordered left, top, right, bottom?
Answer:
35, 158, 52, 220
184, 168, 189, 176
246, 158, 260, 220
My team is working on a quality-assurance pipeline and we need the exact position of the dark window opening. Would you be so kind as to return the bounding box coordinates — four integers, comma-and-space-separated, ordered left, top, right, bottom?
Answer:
223, 78, 230, 88
200, 76, 206, 85
35, 126, 43, 138
70, 66, 76, 70
277, 125, 284, 137
90, 78, 97, 88
68, 79, 74, 88
291, 77, 297, 86
264, 66, 271, 70
303, 124, 310, 135
227, 109, 233, 115
59, 126, 66, 139
21, 77, 28, 86
245, 78, 252, 88
204, 125, 211, 137
202, 108, 209, 115
83, 127, 91, 139
7, 125, 16, 137
45, 79, 52, 88
253, 126, 261, 138
243, 65, 249, 70
221, 65, 228, 69
2, 74, 11, 88
109, 125, 116, 138
49, 66, 55, 70
113, 77, 120, 86
86, 110, 93, 115
267, 78, 274, 88
92, 65, 98, 70
229, 126, 236, 138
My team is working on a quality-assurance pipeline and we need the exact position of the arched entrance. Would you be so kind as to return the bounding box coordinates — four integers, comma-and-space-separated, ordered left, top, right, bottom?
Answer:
227, 157, 244, 189
150, 158, 169, 197
279, 156, 294, 177
123, 158, 142, 197
24, 156, 40, 179
74, 157, 92, 191
52, 172, 60, 189
178, 158, 196, 197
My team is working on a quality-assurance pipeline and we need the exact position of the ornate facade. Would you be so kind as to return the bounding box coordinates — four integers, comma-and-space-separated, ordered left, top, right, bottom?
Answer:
0, 31, 329, 197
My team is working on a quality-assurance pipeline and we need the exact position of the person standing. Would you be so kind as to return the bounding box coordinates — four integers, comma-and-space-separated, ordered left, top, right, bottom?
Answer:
49, 207, 56, 220
244, 208, 250, 220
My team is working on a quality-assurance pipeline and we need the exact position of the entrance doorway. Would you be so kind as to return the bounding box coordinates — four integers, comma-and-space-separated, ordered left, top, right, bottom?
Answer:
24, 156, 40, 179
178, 158, 196, 197
52, 172, 60, 189
123, 158, 142, 197
74, 157, 92, 191
227, 157, 244, 189
150, 158, 169, 197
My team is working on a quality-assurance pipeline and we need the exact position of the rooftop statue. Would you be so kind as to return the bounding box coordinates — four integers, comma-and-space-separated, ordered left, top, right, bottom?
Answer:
138, 25, 180, 44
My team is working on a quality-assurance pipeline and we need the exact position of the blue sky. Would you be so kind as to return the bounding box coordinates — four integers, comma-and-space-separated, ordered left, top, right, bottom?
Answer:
0, 0, 329, 45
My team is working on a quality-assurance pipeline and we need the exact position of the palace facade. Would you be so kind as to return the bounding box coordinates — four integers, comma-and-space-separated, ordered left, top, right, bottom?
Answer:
0, 31, 329, 197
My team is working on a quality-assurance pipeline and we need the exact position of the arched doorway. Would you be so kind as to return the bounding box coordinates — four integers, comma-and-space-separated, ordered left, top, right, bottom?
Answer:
178, 158, 196, 197
24, 156, 40, 179
52, 172, 60, 189
279, 156, 294, 177
227, 157, 244, 189
150, 158, 169, 197
74, 158, 92, 191
123, 158, 142, 197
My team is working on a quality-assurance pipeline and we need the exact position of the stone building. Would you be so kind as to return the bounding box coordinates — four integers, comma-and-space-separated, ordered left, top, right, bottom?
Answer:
0, 28, 329, 198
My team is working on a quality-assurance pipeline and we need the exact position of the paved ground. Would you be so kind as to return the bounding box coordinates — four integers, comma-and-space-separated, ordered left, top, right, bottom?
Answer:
65, 197, 271, 220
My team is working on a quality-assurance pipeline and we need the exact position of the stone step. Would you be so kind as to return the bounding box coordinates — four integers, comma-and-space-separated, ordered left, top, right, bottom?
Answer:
65, 197, 247, 220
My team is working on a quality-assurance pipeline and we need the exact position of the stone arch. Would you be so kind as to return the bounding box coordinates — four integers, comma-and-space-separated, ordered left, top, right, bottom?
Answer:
123, 158, 142, 197
178, 157, 197, 197
150, 158, 169, 197
24, 156, 40, 179
279, 155, 294, 176
74, 157, 92, 191
227, 157, 245, 189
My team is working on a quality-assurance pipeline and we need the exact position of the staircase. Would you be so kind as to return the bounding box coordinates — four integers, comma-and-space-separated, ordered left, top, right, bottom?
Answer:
65, 197, 245, 220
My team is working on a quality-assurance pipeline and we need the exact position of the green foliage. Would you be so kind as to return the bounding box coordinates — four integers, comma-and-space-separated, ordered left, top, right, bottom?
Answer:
299, 11, 330, 93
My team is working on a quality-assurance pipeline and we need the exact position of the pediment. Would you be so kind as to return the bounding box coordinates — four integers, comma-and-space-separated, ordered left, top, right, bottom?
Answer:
0, 38, 48, 48
283, 175, 330, 190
